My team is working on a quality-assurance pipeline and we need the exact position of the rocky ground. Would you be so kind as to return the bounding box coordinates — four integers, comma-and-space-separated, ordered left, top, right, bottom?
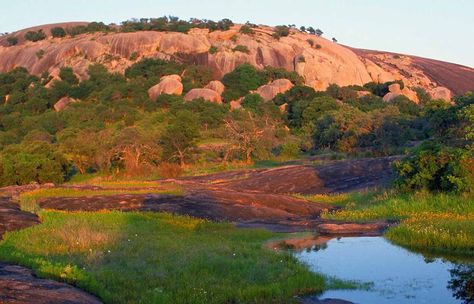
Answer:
0, 156, 397, 303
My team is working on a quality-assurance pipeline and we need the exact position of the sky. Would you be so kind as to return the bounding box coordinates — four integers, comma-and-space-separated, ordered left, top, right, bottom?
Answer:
1, 0, 473, 67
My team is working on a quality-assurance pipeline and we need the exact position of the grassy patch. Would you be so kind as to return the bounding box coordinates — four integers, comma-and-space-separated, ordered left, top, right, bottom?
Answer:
295, 191, 381, 208
324, 191, 474, 256
0, 211, 326, 303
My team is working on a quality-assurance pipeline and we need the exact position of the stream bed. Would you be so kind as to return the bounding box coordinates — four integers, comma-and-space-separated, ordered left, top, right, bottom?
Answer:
295, 236, 474, 304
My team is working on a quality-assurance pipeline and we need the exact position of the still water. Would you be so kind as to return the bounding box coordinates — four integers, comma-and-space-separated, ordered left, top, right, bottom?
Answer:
294, 237, 474, 304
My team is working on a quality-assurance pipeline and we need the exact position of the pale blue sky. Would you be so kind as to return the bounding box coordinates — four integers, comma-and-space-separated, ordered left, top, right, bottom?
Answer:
1, 0, 473, 67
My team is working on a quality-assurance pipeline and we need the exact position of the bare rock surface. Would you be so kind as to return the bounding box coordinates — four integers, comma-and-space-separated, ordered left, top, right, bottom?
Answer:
256, 79, 294, 101
0, 263, 101, 304
148, 74, 183, 100
54, 96, 78, 112
204, 80, 225, 95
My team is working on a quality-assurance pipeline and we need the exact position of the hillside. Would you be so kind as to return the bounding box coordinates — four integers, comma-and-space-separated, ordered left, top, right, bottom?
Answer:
1, 21, 474, 101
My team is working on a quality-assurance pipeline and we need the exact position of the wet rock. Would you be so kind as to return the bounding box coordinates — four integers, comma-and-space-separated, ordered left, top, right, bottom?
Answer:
317, 222, 390, 236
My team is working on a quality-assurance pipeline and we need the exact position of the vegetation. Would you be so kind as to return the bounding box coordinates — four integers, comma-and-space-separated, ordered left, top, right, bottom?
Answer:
24, 29, 46, 42
51, 26, 67, 38
0, 211, 326, 303
272, 25, 290, 39
323, 191, 474, 257
7, 36, 18, 46
232, 45, 250, 54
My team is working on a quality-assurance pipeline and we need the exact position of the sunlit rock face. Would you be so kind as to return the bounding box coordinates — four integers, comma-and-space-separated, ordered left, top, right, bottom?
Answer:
2, 22, 474, 100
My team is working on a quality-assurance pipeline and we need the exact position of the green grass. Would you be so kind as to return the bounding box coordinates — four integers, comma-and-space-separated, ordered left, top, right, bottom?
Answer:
18, 186, 183, 213
323, 191, 474, 257
0, 211, 326, 304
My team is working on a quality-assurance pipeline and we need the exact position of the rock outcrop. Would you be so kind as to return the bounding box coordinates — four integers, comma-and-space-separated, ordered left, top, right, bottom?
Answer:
429, 86, 452, 101
53, 96, 78, 111
184, 88, 222, 103
148, 74, 183, 101
1, 22, 474, 99
256, 79, 294, 101
383, 83, 419, 103
204, 80, 225, 95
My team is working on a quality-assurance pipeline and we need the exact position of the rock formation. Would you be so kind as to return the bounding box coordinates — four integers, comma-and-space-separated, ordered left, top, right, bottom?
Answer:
204, 80, 225, 95
53, 96, 78, 111
184, 88, 222, 103
256, 79, 294, 101
148, 74, 183, 101
1, 22, 474, 100
383, 83, 419, 103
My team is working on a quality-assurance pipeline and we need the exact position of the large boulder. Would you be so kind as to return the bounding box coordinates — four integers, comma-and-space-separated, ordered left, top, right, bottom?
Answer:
383, 83, 419, 103
184, 88, 222, 103
54, 96, 78, 112
256, 79, 294, 101
148, 74, 183, 101
429, 86, 452, 101
205, 80, 225, 95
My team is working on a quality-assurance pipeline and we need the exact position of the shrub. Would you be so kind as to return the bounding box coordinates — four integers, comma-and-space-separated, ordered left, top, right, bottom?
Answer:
129, 51, 138, 61
241, 93, 264, 113
35, 49, 45, 59
7, 36, 18, 46
222, 64, 267, 101
159, 162, 183, 178
307, 39, 314, 47
59, 67, 79, 85
209, 46, 218, 54
315, 44, 322, 49
394, 142, 474, 193
239, 25, 254, 35
232, 45, 250, 54
24, 30, 46, 42
272, 25, 290, 40
50, 27, 66, 38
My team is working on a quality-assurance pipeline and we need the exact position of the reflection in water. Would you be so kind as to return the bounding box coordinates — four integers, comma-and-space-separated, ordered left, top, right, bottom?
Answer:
448, 265, 474, 304
294, 237, 474, 304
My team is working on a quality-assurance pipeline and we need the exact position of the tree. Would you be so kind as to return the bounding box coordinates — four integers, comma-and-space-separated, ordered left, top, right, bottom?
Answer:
51, 27, 66, 38
0, 142, 69, 186
160, 111, 200, 167
223, 111, 278, 163
59, 67, 79, 85
299, 26, 306, 32
315, 28, 323, 36
222, 64, 267, 101
332, 37, 338, 43
58, 129, 100, 174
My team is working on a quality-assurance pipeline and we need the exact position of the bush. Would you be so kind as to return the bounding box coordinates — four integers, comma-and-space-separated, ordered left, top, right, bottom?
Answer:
7, 36, 18, 46
272, 25, 290, 39
24, 30, 46, 42
159, 162, 183, 178
394, 142, 474, 193
241, 93, 264, 113
50, 27, 66, 38
232, 45, 250, 54
209, 46, 218, 54
222, 64, 267, 101
239, 25, 254, 35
